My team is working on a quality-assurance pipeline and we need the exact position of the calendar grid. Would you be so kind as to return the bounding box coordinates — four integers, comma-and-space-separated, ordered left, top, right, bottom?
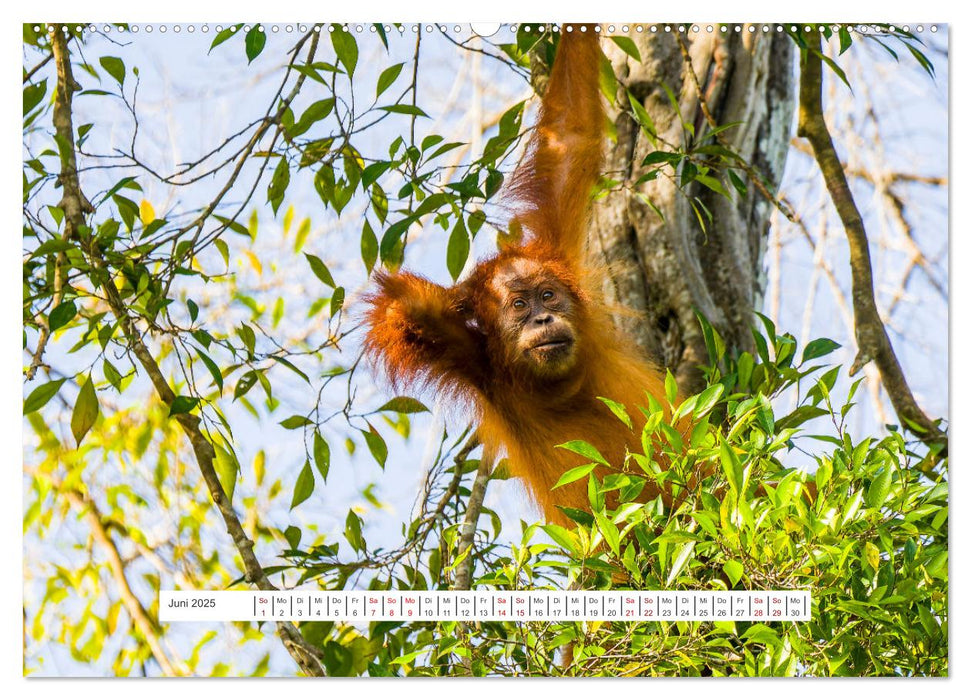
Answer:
160, 590, 810, 622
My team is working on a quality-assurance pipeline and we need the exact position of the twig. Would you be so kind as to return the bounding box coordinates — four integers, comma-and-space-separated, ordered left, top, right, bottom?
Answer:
797, 32, 946, 461
64, 489, 186, 676
676, 33, 795, 222
23, 53, 52, 83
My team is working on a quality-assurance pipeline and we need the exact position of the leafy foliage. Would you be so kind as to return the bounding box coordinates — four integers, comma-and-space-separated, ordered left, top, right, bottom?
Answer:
22, 23, 945, 677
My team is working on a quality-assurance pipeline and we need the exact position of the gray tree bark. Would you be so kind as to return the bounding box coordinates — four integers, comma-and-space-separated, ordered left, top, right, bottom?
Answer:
591, 29, 795, 394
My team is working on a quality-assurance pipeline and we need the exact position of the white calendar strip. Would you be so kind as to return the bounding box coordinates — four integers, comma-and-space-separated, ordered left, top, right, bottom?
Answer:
160, 590, 810, 622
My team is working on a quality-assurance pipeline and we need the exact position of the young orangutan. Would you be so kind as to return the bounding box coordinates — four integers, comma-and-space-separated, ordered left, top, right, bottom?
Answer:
364, 26, 676, 526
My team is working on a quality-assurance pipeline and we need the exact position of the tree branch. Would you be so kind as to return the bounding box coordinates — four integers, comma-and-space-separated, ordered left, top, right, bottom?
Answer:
46, 22, 325, 677
64, 489, 186, 676
797, 33, 947, 461
452, 446, 493, 592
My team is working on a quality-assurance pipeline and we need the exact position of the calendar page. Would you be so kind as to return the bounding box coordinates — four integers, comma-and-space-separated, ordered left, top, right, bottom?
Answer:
21, 15, 948, 680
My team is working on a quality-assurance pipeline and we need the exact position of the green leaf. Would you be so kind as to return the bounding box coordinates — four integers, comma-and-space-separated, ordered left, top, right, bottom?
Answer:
313, 431, 331, 481
280, 415, 312, 430
838, 26, 853, 54
330, 287, 345, 316
723, 559, 744, 586
362, 424, 387, 468
48, 300, 77, 331
238, 324, 256, 356
802, 337, 841, 363
664, 369, 678, 405
446, 219, 470, 281
331, 28, 359, 79
379, 104, 429, 118
304, 253, 336, 287
290, 461, 315, 509
267, 158, 290, 214
866, 469, 892, 509
209, 24, 242, 52
169, 396, 200, 416
290, 99, 335, 138
194, 348, 223, 393
24, 378, 67, 414
245, 26, 266, 63
552, 463, 597, 490
361, 220, 378, 274
99, 56, 125, 84
71, 375, 99, 445
541, 524, 580, 557
626, 90, 657, 146
693, 384, 724, 417
103, 360, 122, 391
594, 512, 620, 556
376, 63, 404, 98
284, 525, 301, 550
598, 396, 633, 430
23, 79, 47, 116
718, 435, 743, 495
666, 540, 696, 586
234, 370, 258, 400
556, 440, 608, 466
213, 441, 239, 501
610, 36, 641, 62
815, 459, 833, 492
378, 396, 429, 414
345, 510, 364, 551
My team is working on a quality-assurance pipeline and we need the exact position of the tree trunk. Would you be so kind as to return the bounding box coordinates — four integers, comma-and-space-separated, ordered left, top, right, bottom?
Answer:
591, 28, 795, 393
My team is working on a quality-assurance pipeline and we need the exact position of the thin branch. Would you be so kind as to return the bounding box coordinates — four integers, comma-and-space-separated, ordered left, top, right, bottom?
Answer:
452, 445, 494, 591
23, 53, 53, 83
64, 489, 186, 676
797, 33, 946, 460
676, 32, 795, 222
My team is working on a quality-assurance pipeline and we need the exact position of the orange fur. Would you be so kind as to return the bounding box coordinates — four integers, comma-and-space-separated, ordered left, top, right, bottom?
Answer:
363, 27, 672, 526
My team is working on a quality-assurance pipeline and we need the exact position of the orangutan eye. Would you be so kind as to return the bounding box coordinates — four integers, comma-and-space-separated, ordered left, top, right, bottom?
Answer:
541, 289, 555, 301
512, 299, 527, 310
